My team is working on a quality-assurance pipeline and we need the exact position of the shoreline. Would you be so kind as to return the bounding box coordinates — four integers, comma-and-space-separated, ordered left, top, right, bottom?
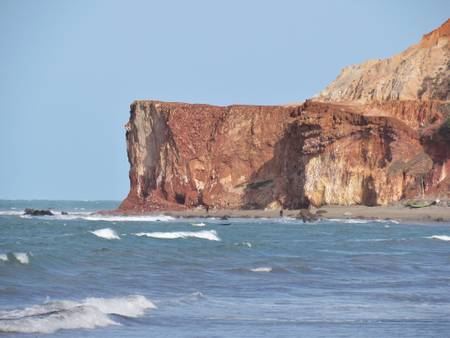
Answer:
109, 205, 450, 223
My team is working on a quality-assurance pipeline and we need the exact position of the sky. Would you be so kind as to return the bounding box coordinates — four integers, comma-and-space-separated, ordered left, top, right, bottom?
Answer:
0, 0, 448, 200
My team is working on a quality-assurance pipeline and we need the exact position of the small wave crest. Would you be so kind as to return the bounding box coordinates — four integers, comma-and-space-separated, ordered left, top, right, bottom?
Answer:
191, 222, 206, 227
0, 295, 155, 334
235, 241, 252, 248
160, 291, 206, 308
250, 267, 272, 272
134, 230, 220, 241
428, 235, 450, 242
13, 252, 30, 264
0, 253, 30, 264
90, 228, 120, 240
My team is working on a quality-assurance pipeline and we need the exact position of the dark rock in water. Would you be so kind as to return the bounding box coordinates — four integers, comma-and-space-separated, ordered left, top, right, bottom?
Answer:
24, 208, 54, 216
296, 209, 319, 222
61, 211, 69, 215
220, 215, 229, 220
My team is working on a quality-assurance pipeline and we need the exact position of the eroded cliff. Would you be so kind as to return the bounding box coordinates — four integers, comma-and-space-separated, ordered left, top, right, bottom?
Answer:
119, 20, 449, 212
317, 19, 450, 103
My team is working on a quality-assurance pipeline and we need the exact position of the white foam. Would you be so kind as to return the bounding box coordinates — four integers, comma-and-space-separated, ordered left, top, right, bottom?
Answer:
274, 217, 298, 223
250, 266, 272, 272
84, 214, 175, 222
0, 295, 155, 334
90, 228, 120, 240
134, 230, 220, 241
83, 295, 156, 317
428, 235, 450, 242
329, 218, 400, 224
340, 219, 370, 224
0, 210, 23, 216
236, 242, 252, 248
13, 253, 29, 264
17, 211, 175, 222
19, 211, 92, 220
191, 222, 206, 227
0, 254, 8, 262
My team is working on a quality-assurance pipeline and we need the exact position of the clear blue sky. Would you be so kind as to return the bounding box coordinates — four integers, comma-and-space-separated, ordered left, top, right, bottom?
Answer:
0, 0, 448, 200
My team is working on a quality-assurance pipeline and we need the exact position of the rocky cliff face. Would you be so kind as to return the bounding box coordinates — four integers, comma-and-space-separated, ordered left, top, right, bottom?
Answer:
119, 20, 449, 212
317, 19, 449, 103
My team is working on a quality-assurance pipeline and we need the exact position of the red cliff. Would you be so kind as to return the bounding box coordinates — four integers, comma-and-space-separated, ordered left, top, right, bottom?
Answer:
119, 20, 449, 212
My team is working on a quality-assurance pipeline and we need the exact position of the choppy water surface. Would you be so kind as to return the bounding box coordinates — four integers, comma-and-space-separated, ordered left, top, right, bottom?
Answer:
0, 200, 449, 337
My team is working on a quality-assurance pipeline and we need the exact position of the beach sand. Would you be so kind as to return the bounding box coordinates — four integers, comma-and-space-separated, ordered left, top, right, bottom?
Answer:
144, 205, 450, 223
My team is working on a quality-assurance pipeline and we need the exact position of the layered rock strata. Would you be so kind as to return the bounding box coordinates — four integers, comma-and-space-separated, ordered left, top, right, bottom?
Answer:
119, 20, 449, 211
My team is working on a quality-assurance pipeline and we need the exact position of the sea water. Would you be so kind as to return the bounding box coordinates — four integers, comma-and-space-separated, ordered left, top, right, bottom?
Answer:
0, 200, 449, 337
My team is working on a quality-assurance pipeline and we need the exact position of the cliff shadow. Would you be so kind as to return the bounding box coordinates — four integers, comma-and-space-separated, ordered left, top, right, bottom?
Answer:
421, 113, 450, 197
241, 120, 324, 209
361, 175, 378, 206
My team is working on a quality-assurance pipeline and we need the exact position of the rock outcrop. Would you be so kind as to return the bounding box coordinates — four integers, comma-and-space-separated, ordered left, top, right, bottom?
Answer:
119, 20, 449, 212
24, 208, 54, 216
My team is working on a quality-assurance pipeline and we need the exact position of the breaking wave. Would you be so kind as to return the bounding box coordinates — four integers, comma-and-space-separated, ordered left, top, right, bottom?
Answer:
428, 235, 450, 242
0, 253, 30, 264
13, 252, 30, 264
0, 295, 155, 334
134, 230, 220, 241
0, 209, 174, 222
83, 214, 175, 222
18, 211, 175, 222
90, 228, 120, 240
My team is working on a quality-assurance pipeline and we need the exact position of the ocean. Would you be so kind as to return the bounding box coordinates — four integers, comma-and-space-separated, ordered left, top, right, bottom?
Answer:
0, 200, 449, 337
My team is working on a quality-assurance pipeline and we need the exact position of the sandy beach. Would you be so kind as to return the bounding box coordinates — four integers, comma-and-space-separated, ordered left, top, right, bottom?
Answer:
139, 204, 450, 223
